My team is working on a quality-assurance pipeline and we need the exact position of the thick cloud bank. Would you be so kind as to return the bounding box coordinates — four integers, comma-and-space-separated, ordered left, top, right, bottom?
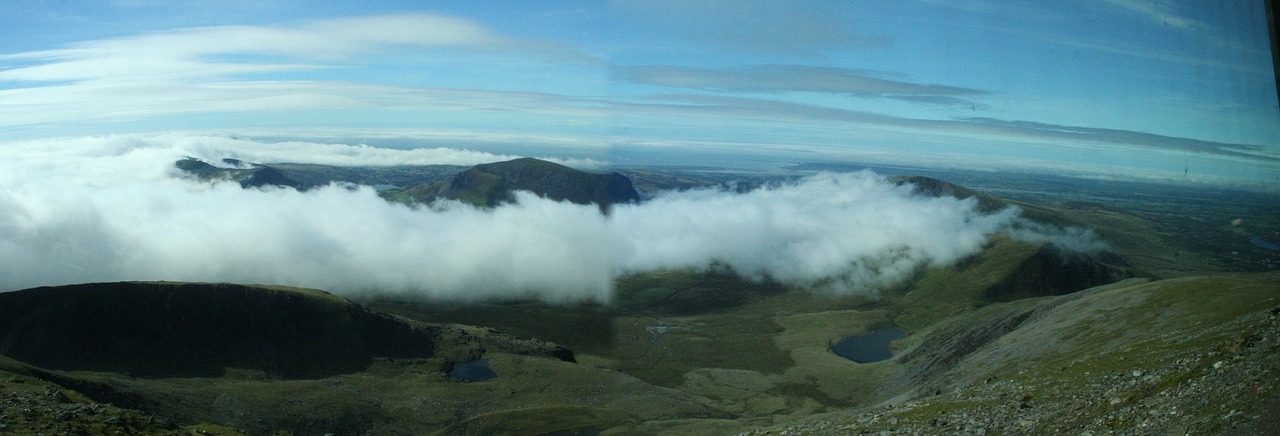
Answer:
612, 175, 1019, 293
0, 135, 1092, 302
0, 134, 603, 171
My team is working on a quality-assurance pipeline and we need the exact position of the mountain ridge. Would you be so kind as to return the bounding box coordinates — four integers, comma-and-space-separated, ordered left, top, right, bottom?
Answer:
388, 157, 641, 211
174, 156, 641, 212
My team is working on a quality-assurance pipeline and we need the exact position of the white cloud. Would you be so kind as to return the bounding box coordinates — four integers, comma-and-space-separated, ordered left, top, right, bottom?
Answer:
611, 173, 1020, 293
0, 80, 606, 132
0, 134, 1104, 301
0, 14, 515, 83
1003, 221, 1111, 255
0, 135, 613, 300
614, 65, 988, 106
0, 13, 600, 131
0, 134, 603, 174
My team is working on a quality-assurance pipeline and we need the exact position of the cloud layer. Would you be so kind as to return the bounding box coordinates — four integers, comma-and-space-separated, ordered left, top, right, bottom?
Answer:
611, 174, 1018, 293
0, 134, 603, 171
0, 13, 598, 133
610, 0, 887, 55
615, 65, 988, 107
1, 135, 1095, 302
0, 13, 533, 83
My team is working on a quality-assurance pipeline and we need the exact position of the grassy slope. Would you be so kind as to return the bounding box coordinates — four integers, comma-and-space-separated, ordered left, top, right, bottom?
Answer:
753, 271, 1280, 434
62, 353, 726, 435
0, 282, 726, 435
0, 356, 241, 435
1036, 201, 1228, 277
891, 236, 1042, 332
364, 235, 1142, 434
6, 263, 1273, 435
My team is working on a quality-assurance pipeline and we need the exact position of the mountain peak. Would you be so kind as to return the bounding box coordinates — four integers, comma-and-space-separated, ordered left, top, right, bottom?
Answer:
439, 157, 640, 212
173, 157, 301, 190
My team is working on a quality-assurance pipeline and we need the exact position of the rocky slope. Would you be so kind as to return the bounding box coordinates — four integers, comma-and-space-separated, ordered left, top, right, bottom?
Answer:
748, 272, 1280, 435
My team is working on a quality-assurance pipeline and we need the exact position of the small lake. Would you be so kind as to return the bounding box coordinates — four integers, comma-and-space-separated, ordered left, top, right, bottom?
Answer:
1252, 237, 1280, 252
829, 327, 908, 363
449, 358, 496, 382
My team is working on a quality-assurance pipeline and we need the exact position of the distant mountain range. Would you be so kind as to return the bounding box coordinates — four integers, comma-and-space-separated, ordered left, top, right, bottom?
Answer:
175, 156, 640, 212
385, 157, 640, 212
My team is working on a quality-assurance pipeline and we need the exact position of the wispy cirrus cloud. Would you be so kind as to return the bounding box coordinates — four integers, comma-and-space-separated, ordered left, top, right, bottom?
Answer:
956, 117, 1280, 160
1099, 0, 1204, 30
613, 64, 988, 107
609, 0, 889, 56
613, 93, 1280, 163
0, 80, 608, 133
0, 13, 588, 84
1, 15, 481, 83
0, 13, 608, 137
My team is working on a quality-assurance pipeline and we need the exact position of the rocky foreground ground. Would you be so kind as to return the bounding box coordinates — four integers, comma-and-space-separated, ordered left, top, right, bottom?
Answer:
0, 375, 238, 435
749, 305, 1280, 435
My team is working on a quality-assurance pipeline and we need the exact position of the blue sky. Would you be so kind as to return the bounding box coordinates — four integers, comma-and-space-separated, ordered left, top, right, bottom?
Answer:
1, 0, 1278, 187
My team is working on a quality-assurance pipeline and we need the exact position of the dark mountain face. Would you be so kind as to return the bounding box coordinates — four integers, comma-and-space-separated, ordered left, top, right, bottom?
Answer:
982, 243, 1134, 302
173, 157, 222, 178
174, 157, 303, 190
0, 282, 435, 378
237, 166, 300, 189
405, 157, 639, 212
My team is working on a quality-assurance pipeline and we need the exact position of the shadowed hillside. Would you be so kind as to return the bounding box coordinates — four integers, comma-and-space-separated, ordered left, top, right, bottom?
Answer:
982, 243, 1133, 302
0, 282, 631, 435
0, 282, 435, 378
892, 235, 1134, 332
